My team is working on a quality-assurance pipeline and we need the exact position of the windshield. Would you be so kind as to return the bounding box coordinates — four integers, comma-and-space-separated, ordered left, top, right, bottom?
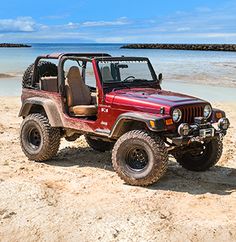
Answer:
98, 60, 155, 84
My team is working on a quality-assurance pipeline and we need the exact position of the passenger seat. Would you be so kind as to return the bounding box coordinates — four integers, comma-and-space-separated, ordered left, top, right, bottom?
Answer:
65, 66, 97, 116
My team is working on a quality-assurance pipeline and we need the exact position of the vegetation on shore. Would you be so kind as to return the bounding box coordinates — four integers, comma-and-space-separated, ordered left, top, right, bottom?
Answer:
121, 43, 236, 51
0, 43, 31, 48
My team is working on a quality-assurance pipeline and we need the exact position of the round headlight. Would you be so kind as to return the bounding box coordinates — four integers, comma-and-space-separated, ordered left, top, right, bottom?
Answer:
172, 108, 182, 123
204, 105, 212, 119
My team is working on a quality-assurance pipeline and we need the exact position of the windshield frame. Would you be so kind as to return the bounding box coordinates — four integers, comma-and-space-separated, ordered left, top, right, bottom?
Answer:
95, 57, 158, 88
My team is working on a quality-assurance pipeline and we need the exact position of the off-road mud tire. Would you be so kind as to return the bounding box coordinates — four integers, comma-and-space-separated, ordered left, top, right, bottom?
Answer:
174, 137, 223, 171
22, 61, 58, 88
112, 130, 168, 186
85, 135, 114, 152
20, 114, 61, 161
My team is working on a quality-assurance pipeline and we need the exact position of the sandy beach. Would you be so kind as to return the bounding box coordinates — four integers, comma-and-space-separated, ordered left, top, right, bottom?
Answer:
0, 96, 235, 241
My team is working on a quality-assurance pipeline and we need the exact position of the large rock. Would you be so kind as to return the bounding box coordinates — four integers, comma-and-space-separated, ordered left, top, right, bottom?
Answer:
0, 43, 31, 48
121, 43, 236, 51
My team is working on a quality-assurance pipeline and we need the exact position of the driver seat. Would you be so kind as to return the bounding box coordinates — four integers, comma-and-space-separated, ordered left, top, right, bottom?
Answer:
65, 66, 97, 116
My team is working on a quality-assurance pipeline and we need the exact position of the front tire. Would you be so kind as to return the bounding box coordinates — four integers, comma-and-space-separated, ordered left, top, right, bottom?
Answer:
174, 137, 223, 171
112, 130, 168, 186
20, 114, 61, 161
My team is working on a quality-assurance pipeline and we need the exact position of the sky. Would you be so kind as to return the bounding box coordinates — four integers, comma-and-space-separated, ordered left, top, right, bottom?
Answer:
0, 0, 236, 43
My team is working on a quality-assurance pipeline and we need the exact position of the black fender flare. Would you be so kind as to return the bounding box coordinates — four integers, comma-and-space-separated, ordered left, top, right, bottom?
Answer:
109, 112, 168, 139
19, 97, 63, 127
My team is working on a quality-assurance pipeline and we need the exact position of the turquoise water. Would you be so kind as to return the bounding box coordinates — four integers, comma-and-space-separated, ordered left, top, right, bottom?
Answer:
0, 43, 236, 100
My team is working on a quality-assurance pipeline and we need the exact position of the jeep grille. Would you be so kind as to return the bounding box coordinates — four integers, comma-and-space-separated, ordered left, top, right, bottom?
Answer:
180, 105, 204, 124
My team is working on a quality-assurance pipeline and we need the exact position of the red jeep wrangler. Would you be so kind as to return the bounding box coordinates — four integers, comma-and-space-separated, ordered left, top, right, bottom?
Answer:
19, 53, 230, 186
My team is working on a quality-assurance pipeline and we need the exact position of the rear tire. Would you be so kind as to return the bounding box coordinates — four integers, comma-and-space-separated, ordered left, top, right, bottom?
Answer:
22, 61, 58, 88
112, 130, 168, 186
20, 114, 61, 161
85, 135, 114, 152
174, 138, 223, 171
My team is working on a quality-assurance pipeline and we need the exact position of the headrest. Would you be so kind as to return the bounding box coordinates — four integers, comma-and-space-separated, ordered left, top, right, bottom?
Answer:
101, 66, 113, 81
67, 66, 81, 80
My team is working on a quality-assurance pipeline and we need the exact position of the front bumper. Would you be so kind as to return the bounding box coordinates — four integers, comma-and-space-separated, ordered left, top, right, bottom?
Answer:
171, 118, 230, 146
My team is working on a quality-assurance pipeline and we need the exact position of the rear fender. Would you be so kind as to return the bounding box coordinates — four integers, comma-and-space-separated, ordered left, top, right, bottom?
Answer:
19, 97, 63, 127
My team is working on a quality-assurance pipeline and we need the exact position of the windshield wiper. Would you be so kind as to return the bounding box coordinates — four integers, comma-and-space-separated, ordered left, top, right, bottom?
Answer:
103, 81, 131, 89
119, 82, 131, 89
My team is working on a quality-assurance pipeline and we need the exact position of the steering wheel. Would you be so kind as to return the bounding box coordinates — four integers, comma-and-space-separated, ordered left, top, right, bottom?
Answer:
123, 76, 135, 82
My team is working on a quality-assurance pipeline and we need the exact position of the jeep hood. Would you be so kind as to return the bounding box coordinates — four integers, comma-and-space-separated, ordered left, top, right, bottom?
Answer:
106, 88, 208, 114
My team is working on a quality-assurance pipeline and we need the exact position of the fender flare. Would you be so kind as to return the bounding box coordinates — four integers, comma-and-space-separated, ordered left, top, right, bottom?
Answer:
109, 112, 167, 138
211, 108, 226, 123
19, 97, 63, 127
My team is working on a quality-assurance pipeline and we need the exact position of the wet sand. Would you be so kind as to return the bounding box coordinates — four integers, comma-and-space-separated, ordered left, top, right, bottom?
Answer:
0, 73, 16, 79
0, 97, 235, 241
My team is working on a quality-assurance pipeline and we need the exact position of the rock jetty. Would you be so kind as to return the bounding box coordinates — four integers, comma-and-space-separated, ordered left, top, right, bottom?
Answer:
0, 43, 31, 48
121, 43, 236, 51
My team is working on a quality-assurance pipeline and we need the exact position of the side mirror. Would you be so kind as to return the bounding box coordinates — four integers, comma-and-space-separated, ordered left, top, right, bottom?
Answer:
158, 73, 163, 84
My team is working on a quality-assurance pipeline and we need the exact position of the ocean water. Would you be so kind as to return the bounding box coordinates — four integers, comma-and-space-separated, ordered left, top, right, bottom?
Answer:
0, 43, 236, 100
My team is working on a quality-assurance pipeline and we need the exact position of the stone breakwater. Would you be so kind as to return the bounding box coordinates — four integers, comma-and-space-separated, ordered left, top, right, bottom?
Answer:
121, 43, 236, 51
0, 43, 31, 48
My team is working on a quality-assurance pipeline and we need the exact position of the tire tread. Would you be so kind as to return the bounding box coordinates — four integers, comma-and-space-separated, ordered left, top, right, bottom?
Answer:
175, 138, 223, 171
112, 130, 168, 186
20, 114, 60, 161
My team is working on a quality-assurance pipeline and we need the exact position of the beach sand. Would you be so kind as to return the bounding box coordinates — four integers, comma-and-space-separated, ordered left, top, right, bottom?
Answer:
0, 97, 235, 241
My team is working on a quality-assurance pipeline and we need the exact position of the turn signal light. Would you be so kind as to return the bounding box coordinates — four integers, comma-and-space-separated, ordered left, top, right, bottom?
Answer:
149, 120, 155, 128
216, 112, 223, 119
165, 119, 173, 126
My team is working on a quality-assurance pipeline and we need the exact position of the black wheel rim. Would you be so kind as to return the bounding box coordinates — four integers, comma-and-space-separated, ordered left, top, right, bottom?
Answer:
27, 127, 41, 150
189, 142, 209, 159
125, 146, 149, 172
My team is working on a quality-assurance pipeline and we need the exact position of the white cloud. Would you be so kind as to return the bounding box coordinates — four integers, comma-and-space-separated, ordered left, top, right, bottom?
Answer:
95, 36, 127, 43
65, 17, 130, 30
205, 32, 236, 37
195, 7, 212, 13
81, 17, 130, 27
176, 27, 191, 32
0, 17, 35, 32
67, 22, 79, 29
40, 14, 69, 20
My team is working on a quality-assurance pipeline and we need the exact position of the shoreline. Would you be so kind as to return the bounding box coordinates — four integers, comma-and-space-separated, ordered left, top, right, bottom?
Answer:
3, 73, 234, 88
0, 78, 236, 102
0, 73, 16, 79
121, 43, 236, 52
1, 74, 236, 89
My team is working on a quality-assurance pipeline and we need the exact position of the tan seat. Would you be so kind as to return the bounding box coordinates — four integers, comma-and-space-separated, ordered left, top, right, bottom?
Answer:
65, 66, 97, 116
69, 105, 97, 116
